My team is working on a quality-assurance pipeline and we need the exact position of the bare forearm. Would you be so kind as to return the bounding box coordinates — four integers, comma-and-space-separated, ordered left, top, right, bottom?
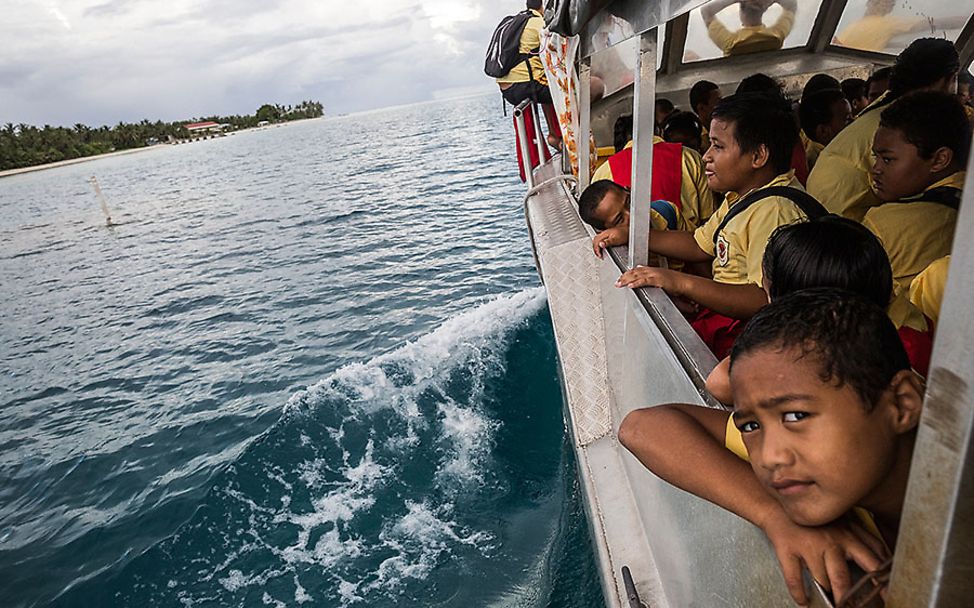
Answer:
675, 274, 767, 319
648, 229, 714, 263
619, 406, 782, 530
702, 0, 737, 22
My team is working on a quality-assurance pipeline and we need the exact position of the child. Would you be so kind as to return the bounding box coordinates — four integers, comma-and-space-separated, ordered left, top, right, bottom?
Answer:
661, 110, 704, 154
619, 288, 925, 606
689, 80, 722, 150
863, 90, 970, 292
701, 0, 797, 57
799, 88, 852, 170
706, 215, 933, 404
807, 39, 961, 221
588, 114, 715, 233
841, 77, 870, 115
594, 93, 825, 357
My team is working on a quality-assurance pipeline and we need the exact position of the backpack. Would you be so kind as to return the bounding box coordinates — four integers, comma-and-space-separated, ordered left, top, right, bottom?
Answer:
484, 10, 537, 79
712, 186, 828, 248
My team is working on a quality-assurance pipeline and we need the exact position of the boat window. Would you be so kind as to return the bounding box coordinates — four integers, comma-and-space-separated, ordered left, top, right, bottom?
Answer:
833, 0, 974, 56
682, 0, 824, 63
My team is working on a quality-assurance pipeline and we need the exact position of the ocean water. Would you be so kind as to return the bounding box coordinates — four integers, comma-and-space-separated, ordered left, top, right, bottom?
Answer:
0, 96, 601, 607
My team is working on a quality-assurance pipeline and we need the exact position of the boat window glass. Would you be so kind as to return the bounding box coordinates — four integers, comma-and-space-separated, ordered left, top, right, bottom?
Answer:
682, 0, 824, 63
833, 0, 974, 56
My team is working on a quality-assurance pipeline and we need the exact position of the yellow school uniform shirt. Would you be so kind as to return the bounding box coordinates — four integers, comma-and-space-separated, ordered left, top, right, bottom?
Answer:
836, 15, 922, 52
910, 256, 949, 325
701, 125, 711, 152
693, 172, 808, 287
806, 93, 888, 221
887, 286, 930, 333
800, 130, 824, 172
707, 10, 795, 56
862, 171, 965, 293
496, 10, 547, 86
590, 138, 716, 232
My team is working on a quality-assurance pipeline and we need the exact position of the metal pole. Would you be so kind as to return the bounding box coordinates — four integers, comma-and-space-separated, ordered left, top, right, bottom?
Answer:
885, 139, 974, 607
578, 57, 592, 190
514, 101, 535, 189
531, 103, 547, 166
629, 28, 657, 270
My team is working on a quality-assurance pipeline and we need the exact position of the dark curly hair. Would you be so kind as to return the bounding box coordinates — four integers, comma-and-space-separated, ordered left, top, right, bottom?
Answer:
880, 91, 972, 166
730, 288, 910, 409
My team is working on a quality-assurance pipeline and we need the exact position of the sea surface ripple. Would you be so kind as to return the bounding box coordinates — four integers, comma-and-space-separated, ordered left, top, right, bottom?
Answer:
0, 95, 600, 607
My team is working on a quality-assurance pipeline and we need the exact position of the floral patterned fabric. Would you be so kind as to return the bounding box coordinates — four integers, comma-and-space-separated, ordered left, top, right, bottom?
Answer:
541, 31, 597, 178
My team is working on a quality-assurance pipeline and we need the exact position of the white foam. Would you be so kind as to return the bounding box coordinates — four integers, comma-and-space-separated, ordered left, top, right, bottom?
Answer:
436, 398, 496, 486
284, 287, 546, 419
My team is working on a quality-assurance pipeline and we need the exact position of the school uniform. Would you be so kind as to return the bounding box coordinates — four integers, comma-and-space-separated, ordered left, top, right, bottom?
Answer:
694, 171, 808, 287
806, 93, 888, 221
707, 9, 796, 56
862, 171, 965, 293
909, 255, 950, 326
690, 171, 811, 357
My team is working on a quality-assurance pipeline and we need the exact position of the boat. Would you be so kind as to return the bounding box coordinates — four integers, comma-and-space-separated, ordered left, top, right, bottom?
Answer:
514, 1, 974, 606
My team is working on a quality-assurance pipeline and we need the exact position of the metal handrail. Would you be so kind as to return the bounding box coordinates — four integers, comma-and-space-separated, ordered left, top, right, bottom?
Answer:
513, 100, 535, 189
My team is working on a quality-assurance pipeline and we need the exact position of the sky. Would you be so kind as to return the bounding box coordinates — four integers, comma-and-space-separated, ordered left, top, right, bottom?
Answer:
2, 0, 521, 127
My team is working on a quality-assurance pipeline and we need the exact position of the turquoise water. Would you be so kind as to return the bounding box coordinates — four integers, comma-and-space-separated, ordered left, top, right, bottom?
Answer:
0, 95, 601, 607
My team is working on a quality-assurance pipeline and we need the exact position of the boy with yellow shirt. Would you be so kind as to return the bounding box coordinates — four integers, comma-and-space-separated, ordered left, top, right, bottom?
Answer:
863, 91, 970, 293
807, 38, 960, 221
701, 0, 797, 56
619, 289, 924, 606
599, 94, 824, 356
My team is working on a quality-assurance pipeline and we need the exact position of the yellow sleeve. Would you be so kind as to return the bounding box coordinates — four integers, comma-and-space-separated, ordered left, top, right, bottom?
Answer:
707, 18, 735, 54
679, 147, 715, 232
910, 256, 950, 325
740, 198, 807, 287
807, 150, 878, 221
768, 9, 795, 40
592, 158, 614, 183
725, 414, 749, 460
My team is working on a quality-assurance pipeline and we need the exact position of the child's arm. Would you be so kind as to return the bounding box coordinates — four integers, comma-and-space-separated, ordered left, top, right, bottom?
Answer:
592, 225, 714, 264
705, 356, 733, 404
616, 267, 767, 319
619, 405, 889, 606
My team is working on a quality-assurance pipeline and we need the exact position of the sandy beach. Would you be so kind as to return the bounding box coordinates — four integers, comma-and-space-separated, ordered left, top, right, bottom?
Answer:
0, 117, 323, 179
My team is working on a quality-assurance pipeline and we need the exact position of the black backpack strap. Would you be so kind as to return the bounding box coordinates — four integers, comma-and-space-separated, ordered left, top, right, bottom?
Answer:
712, 186, 827, 248
897, 186, 962, 210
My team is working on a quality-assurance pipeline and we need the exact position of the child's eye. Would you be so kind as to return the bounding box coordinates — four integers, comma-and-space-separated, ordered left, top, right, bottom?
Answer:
738, 420, 760, 433
782, 412, 809, 423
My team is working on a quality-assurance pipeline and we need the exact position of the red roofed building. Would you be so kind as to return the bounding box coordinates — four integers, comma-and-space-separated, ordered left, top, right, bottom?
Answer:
184, 121, 223, 133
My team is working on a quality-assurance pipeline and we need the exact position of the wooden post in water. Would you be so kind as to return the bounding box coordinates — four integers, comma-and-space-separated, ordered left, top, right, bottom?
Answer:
89, 175, 113, 226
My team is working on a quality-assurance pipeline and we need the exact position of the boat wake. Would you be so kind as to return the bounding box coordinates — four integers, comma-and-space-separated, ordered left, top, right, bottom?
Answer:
77, 288, 554, 607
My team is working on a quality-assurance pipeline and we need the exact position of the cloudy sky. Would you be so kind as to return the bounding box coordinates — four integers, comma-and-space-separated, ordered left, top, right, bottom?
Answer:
2, 0, 520, 127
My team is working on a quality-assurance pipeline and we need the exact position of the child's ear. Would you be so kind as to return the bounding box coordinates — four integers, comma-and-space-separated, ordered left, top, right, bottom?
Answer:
930, 146, 955, 173
751, 143, 770, 170
886, 369, 925, 434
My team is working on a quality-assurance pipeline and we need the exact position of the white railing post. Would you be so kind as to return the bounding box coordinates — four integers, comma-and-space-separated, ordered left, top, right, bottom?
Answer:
629, 28, 657, 269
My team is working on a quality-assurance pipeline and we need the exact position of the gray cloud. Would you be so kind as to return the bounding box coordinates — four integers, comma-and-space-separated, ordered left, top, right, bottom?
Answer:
1, 0, 519, 126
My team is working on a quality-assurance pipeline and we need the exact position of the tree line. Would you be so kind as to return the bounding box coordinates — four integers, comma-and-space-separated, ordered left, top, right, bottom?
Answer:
0, 100, 325, 171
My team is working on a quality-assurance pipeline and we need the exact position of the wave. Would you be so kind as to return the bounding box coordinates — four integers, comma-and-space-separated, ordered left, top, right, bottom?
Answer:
71, 288, 550, 607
